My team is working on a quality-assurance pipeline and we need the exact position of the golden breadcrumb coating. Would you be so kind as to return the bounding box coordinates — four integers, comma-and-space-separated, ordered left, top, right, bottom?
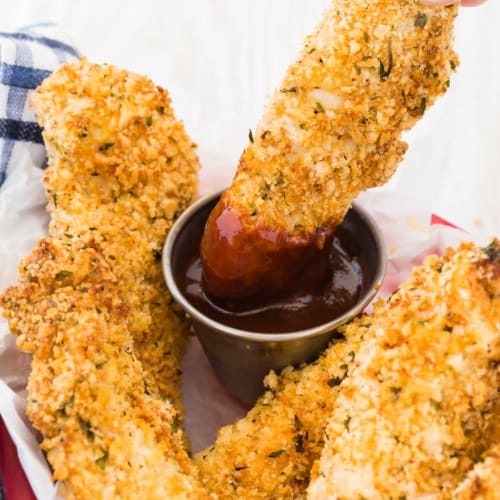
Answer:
194, 328, 365, 498
453, 443, 500, 500
227, 0, 457, 234
0, 239, 208, 499
308, 241, 500, 499
30, 58, 201, 409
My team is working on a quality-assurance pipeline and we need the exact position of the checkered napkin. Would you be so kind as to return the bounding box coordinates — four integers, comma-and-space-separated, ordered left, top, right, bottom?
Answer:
0, 23, 78, 187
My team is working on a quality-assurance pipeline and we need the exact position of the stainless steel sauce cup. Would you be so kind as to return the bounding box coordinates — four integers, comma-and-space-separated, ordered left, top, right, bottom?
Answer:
163, 190, 386, 404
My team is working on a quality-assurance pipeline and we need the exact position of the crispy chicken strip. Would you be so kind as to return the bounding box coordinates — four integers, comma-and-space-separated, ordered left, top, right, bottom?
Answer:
201, 0, 458, 301
194, 328, 366, 498
453, 443, 500, 500
30, 59, 201, 409
0, 239, 208, 499
308, 241, 500, 499
195, 241, 499, 499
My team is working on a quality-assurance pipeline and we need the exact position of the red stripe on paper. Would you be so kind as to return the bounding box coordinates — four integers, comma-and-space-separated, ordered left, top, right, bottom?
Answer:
430, 213, 461, 230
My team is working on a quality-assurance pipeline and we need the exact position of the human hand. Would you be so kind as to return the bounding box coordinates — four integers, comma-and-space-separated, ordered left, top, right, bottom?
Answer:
421, 0, 487, 6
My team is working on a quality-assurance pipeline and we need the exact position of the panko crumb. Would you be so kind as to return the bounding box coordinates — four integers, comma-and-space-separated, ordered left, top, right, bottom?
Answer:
453, 443, 500, 499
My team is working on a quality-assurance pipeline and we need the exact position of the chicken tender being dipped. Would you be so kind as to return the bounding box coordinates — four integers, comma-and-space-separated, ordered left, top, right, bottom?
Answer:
201, 0, 458, 302
30, 58, 201, 411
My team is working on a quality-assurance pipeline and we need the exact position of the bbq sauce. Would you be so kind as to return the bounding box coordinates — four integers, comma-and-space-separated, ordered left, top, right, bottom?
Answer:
177, 225, 366, 334
200, 198, 336, 302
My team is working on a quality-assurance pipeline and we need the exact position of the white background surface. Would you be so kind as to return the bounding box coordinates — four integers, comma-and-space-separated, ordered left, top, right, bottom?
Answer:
1, 0, 499, 240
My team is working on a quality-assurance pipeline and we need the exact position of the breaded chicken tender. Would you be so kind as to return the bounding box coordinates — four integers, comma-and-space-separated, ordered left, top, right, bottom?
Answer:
0, 239, 208, 499
308, 241, 500, 499
453, 443, 500, 500
195, 241, 499, 499
30, 58, 201, 410
194, 328, 366, 498
201, 0, 458, 300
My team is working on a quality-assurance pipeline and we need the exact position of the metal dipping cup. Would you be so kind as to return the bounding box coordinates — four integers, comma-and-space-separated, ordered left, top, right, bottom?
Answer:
163, 190, 386, 404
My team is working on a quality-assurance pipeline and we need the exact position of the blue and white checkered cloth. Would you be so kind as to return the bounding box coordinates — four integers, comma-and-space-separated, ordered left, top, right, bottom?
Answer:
0, 23, 78, 187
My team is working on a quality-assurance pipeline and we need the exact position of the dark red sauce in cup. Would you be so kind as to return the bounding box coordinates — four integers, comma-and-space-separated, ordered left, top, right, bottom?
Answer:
178, 225, 367, 334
